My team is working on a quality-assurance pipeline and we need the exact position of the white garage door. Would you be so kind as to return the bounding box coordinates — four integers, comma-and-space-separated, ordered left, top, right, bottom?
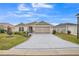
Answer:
34, 26, 50, 33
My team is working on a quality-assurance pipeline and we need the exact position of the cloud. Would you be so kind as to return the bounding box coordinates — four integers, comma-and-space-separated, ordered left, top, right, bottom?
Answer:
9, 13, 32, 17
0, 12, 39, 23
32, 3, 52, 8
50, 23, 59, 25
32, 3, 53, 11
18, 4, 30, 11
17, 3, 53, 12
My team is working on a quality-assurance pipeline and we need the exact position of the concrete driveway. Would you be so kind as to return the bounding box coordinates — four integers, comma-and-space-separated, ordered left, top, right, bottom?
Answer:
11, 34, 79, 50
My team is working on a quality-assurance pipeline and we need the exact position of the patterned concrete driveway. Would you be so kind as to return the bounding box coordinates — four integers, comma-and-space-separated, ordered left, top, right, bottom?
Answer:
11, 34, 79, 50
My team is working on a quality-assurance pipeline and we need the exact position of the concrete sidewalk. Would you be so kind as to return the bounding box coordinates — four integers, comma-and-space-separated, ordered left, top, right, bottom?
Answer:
1, 48, 79, 55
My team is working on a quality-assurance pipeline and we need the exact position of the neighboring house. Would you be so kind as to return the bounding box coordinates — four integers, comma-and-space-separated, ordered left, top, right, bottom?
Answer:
0, 23, 14, 32
14, 21, 53, 34
54, 23, 77, 35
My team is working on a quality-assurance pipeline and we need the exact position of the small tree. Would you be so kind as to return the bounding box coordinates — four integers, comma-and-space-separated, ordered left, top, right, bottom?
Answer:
7, 26, 12, 36
67, 30, 71, 35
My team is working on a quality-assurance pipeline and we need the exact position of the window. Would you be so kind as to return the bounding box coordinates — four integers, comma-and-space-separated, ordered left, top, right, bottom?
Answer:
19, 27, 24, 31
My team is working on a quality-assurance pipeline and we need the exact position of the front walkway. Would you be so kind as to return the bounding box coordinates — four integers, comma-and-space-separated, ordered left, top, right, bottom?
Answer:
11, 34, 79, 50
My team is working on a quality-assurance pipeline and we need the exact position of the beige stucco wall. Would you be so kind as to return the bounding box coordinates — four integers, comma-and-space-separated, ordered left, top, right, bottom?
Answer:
67, 25, 77, 35
24, 26, 28, 32
54, 25, 66, 33
13, 27, 19, 32
14, 26, 28, 32
50, 25, 53, 33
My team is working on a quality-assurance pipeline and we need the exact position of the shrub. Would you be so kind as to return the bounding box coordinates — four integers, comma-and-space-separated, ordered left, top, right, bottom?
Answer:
0, 29, 6, 33
14, 32, 19, 35
67, 30, 71, 35
52, 30, 56, 34
14, 31, 28, 37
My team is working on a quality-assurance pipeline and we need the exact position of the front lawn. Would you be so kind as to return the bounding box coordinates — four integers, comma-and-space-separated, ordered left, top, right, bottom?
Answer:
0, 33, 30, 50
54, 33, 79, 44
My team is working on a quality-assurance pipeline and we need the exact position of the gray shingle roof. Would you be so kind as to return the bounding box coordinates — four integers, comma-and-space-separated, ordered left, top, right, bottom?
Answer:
26, 21, 37, 25
26, 21, 51, 25
56, 23, 77, 27
36, 21, 51, 25
0, 23, 13, 26
15, 23, 25, 26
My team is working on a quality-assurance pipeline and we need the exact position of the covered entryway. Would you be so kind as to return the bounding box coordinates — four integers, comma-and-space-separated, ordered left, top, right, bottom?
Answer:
28, 26, 33, 33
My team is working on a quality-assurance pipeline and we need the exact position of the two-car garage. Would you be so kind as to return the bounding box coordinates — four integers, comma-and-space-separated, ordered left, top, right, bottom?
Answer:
33, 25, 51, 34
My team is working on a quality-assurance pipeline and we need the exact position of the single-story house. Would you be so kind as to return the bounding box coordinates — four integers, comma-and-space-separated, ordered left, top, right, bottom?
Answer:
54, 23, 77, 35
14, 21, 53, 34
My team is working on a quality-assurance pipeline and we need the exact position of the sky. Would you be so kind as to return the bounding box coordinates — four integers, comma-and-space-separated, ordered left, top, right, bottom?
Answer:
0, 3, 78, 25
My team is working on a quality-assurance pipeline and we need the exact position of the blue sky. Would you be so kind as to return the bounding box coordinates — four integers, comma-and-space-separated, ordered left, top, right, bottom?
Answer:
0, 3, 78, 25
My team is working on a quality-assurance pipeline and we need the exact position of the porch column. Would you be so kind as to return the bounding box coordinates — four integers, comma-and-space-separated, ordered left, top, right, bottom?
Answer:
76, 14, 79, 39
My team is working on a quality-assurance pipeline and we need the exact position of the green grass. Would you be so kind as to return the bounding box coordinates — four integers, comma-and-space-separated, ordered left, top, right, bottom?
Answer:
0, 33, 30, 50
54, 33, 79, 44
